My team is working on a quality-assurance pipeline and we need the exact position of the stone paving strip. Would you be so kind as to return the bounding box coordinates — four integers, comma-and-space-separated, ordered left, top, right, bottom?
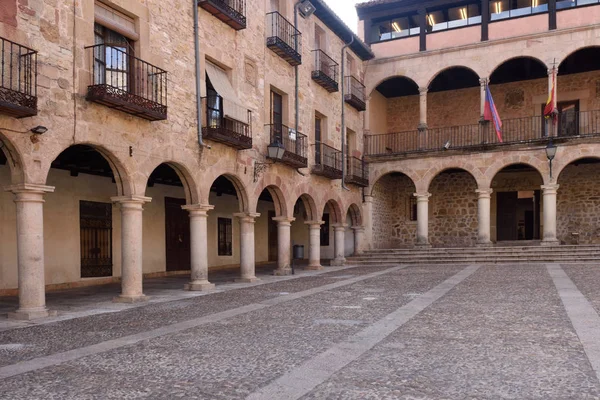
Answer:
246, 265, 480, 400
302, 264, 600, 399
0, 264, 393, 367
0, 265, 406, 380
560, 264, 600, 316
548, 263, 600, 383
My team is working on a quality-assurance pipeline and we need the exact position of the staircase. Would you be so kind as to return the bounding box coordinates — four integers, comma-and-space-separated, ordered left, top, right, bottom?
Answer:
347, 245, 600, 265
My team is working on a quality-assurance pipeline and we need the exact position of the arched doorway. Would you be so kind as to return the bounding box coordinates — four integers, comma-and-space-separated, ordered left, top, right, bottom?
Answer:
491, 164, 544, 242
371, 172, 417, 248
256, 185, 286, 275
428, 168, 478, 247
0, 141, 17, 293
345, 203, 363, 256
323, 199, 344, 265
557, 157, 600, 244
370, 75, 420, 135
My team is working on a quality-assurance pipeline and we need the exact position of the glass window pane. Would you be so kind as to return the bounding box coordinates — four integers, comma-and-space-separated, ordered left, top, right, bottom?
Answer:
557, 0, 575, 9
426, 10, 446, 31
532, 0, 549, 12
390, 17, 410, 38
378, 20, 392, 41
490, 0, 510, 20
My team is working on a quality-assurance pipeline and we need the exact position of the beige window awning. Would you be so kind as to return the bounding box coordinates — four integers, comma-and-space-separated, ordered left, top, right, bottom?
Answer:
205, 62, 248, 123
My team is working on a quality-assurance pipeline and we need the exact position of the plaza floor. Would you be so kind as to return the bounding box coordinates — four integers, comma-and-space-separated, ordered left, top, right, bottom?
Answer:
1, 262, 600, 399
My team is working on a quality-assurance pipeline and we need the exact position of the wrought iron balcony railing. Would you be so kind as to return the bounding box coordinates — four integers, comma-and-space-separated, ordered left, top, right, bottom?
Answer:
266, 123, 307, 168
85, 44, 167, 121
345, 156, 368, 187
365, 111, 600, 157
202, 95, 252, 150
266, 12, 302, 66
311, 50, 338, 93
198, 0, 246, 30
344, 76, 366, 111
312, 142, 342, 179
0, 37, 37, 118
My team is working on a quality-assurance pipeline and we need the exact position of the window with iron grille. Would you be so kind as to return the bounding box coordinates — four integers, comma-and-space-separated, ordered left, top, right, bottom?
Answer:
321, 213, 330, 246
93, 23, 134, 91
80, 201, 113, 278
218, 217, 233, 256
409, 196, 418, 221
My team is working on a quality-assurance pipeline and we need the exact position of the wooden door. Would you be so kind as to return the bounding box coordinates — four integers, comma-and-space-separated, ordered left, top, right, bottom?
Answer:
268, 210, 278, 262
165, 197, 190, 271
497, 192, 518, 241
558, 100, 579, 137
80, 201, 113, 278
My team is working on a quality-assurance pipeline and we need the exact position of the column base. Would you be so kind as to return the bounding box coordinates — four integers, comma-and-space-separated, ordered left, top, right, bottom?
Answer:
541, 240, 560, 247
8, 308, 57, 320
235, 276, 259, 283
184, 281, 215, 291
305, 264, 324, 271
476, 241, 493, 247
415, 243, 432, 248
113, 294, 149, 303
330, 258, 346, 266
273, 268, 293, 276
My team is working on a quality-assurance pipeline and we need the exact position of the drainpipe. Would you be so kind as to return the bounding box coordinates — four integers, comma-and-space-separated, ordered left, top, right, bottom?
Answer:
340, 35, 354, 191
193, 0, 209, 148
294, 1, 302, 136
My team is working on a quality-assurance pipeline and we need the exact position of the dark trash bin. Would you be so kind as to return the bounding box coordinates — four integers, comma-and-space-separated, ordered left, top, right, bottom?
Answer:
293, 245, 304, 260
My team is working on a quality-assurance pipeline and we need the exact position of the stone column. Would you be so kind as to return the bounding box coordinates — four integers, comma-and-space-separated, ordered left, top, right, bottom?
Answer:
476, 188, 493, 246
414, 192, 431, 247
541, 184, 560, 246
234, 212, 260, 282
331, 224, 347, 266
183, 204, 215, 291
418, 87, 428, 130
305, 220, 324, 270
352, 226, 366, 255
112, 196, 151, 303
363, 195, 374, 250
273, 216, 295, 276
6, 184, 55, 320
479, 78, 487, 122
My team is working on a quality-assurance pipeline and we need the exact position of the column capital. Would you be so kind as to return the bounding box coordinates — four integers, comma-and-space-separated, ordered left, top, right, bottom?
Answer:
234, 212, 260, 223
476, 188, 493, 198
363, 194, 374, 203
332, 224, 348, 231
541, 184, 560, 194
272, 216, 295, 225
414, 192, 432, 200
547, 68, 556, 76
419, 86, 428, 95
183, 203, 214, 216
479, 78, 488, 86
305, 220, 325, 227
111, 195, 152, 205
5, 183, 55, 195
351, 225, 365, 232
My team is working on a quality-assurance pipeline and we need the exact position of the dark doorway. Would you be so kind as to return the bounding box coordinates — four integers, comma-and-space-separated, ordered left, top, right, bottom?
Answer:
268, 210, 278, 262
165, 197, 190, 271
80, 200, 113, 278
558, 100, 580, 137
497, 191, 540, 241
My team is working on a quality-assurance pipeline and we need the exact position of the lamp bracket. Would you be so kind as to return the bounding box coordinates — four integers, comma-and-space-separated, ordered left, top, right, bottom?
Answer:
253, 160, 274, 183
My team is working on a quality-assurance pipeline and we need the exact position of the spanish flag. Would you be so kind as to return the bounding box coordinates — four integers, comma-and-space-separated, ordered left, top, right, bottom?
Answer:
544, 71, 557, 124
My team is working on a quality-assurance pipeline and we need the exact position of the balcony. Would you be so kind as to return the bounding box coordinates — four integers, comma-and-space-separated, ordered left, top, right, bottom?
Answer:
0, 37, 37, 118
266, 123, 307, 168
198, 0, 246, 30
312, 143, 342, 179
345, 156, 369, 187
202, 95, 252, 150
311, 50, 338, 93
266, 12, 302, 66
365, 111, 600, 158
85, 44, 167, 121
344, 76, 366, 111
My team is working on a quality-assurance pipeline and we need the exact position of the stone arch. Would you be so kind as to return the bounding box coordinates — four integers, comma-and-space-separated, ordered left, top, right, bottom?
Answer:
557, 45, 600, 74
483, 157, 548, 188
555, 154, 600, 183
488, 56, 548, 84
423, 165, 483, 193
44, 143, 133, 197
295, 193, 318, 222
346, 203, 363, 226
368, 168, 420, 196
323, 199, 343, 225
256, 184, 288, 218
143, 161, 200, 205
426, 65, 481, 91
0, 132, 25, 184
204, 172, 250, 213
369, 75, 420, 98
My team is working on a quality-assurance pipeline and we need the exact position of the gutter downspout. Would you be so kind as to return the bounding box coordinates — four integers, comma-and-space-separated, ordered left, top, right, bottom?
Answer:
340, 35, 354, 191
193, 0, 209, 149
294, 1, 307, 177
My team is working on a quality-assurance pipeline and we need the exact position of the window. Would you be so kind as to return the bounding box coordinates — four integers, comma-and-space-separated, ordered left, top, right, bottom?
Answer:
94, 23, 134, 91
557, 0, 599, 9
427, 3, 481, 32
490, 0, 549, 21
346, 54, 356, 77
321, 213, 330, 246
314, 24, 326, 50
80, 201, 113, 278
372, 14, 420, 42
408, 197, 417, 222
218, 218, 233, 256
315, 115, 322, 164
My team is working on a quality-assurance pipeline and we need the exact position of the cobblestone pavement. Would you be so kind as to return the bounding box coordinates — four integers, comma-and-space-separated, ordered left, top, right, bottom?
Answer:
1, 263, 600, 399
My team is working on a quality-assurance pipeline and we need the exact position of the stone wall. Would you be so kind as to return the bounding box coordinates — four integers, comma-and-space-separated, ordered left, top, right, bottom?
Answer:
557, 162, 600, 245
429, 171, 478, 247
372, 174, 416, 248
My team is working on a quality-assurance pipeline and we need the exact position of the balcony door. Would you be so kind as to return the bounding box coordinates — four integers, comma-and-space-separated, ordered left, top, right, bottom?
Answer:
271, 90, 283, 140
165, 197, 191, 271
94, 23, 134, 93
315, 116, 322, 164
558, 100, 579, 137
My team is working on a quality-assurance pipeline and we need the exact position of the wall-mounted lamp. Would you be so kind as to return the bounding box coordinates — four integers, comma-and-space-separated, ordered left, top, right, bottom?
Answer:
30, 126, 48, 135
443, 140, 451, 150
254, 140, 286, 182
546, 139, 557, 179
298, 0, 316, 19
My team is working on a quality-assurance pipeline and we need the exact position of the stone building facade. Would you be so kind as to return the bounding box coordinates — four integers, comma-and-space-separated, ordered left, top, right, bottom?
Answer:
0, 0, 372, 319
358, 0, 600, 249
